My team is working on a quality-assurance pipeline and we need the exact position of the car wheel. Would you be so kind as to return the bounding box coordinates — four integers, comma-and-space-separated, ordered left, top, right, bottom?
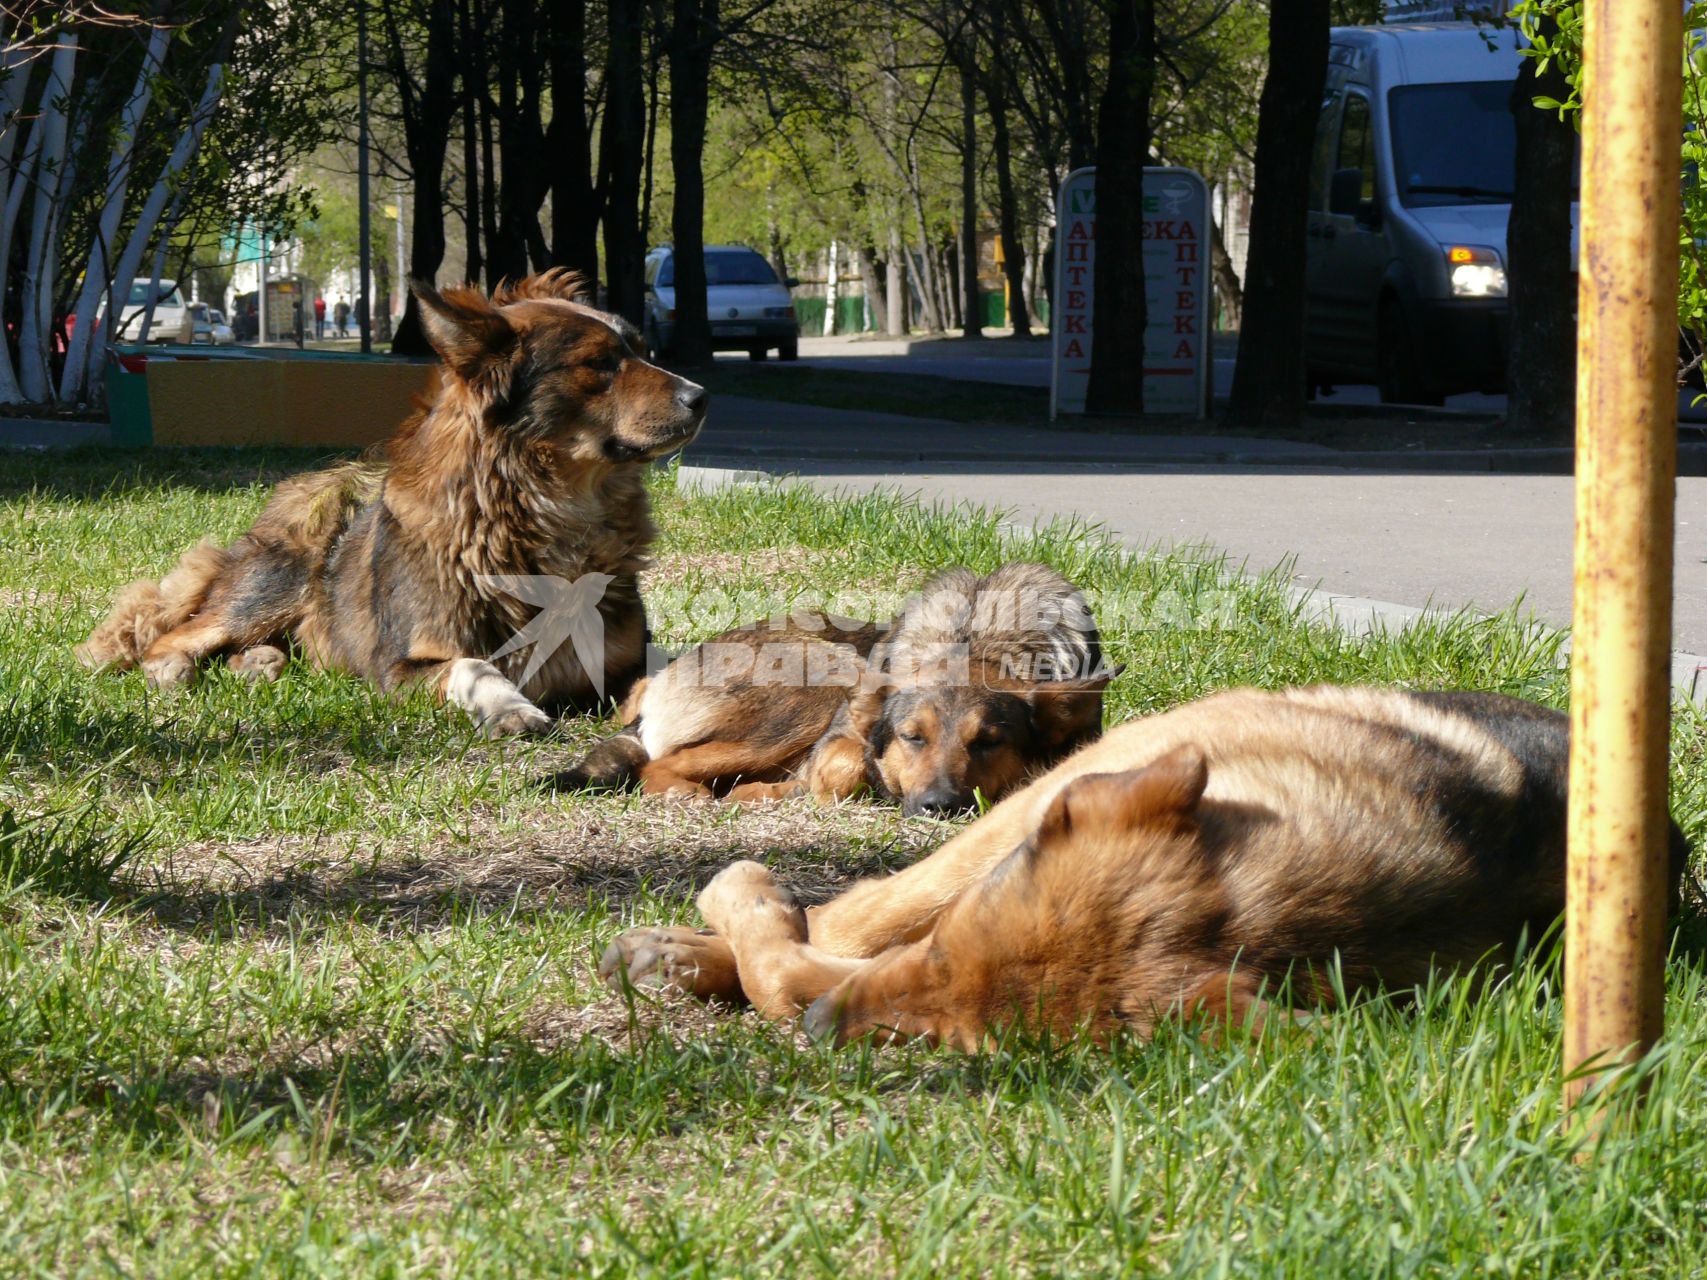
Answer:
748, 345, 769, 362
778, 338, 799, 362
1377, 300, 1444, 407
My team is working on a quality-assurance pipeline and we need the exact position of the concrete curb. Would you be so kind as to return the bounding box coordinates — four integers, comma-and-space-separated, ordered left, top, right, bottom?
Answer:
678, 463, 1707, 704
682, 443, 1707, 475
0, 417, 110, 449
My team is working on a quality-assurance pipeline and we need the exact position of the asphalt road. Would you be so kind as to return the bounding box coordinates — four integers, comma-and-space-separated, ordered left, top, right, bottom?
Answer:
699, 335, 1707, 668
708, 459, 1707, 670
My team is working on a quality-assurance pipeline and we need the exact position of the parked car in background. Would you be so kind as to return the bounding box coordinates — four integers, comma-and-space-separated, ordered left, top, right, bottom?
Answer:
1305, 23, 1574, 404
643, 245, 799, 361
107, 278, 189, 343
181, 301, 235, 345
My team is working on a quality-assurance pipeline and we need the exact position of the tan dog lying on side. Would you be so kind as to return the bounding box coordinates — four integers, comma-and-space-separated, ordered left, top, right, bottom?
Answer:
600, 686, 1689, 1048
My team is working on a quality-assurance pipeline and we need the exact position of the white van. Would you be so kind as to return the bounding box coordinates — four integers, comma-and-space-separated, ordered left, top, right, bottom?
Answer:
108, 278, 189, 344
1306, 23, 1563, 404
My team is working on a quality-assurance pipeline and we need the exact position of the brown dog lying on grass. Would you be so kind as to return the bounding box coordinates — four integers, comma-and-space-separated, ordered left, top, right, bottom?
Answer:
78, 270, 704, 735
601, 686, 1689, 1048
554, 562, 1119, 815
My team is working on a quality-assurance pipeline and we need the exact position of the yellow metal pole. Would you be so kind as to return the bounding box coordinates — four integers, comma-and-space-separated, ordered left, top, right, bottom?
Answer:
1566, 0, 1681, 1125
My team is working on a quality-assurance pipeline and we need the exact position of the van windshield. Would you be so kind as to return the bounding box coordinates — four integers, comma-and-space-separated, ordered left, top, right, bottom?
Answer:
125, 280, 179, 307
1389, 80, 1523, 207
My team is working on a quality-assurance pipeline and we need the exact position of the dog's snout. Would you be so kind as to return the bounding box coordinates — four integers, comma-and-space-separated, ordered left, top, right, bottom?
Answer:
906, 786, 975, 818
676, 381, 708, 416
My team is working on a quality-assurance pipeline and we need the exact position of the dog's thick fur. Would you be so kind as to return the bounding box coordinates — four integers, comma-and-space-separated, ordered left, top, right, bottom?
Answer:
553, 562, 1117, 814
600, 686, 1690, 1048
78, 271, 705, 734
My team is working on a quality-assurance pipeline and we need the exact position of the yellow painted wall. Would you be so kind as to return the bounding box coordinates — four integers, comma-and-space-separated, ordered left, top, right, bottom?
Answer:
147, 360, 441, 447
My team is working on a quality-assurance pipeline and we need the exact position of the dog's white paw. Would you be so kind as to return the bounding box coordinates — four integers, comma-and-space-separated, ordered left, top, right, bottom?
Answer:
444, 658, 550, 737
480, 701, 553, 738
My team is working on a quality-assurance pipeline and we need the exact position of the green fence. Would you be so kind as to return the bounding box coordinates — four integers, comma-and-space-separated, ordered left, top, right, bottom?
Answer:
794, 290, 1024, 334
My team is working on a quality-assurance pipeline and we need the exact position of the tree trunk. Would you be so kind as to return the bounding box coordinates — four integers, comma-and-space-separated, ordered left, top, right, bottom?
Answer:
490, 0, 546, 284
858, 244, 884, 333
601, 0, 647, 322
1505, 18, 1576, 439
1027, 220, 1043, 324
1210, 205, 1243, 332
1223, 0, 1328, 428
667, 0, 716, 363
389, 0, 458, 355
544, 0, 599, 279
907, 173, 943, 331
958, 45, 982, 338
459, 0, 483, 287
641, 33, 662, 243
886, 224, 906, 335
478, 57, 499, 288
17, 36, 77, 401
987, 62, 1031, 338
1085, 0, 1155, 416
59, 22, 171, 402
767, 217, 788, 285
942, 238, 955, 331
823, 240, 839, 336
374, 242, 393, 341
0, 54, 39, 399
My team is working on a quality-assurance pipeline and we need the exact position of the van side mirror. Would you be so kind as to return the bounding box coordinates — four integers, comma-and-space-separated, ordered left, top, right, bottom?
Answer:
1328, 167, 1363, 217
785, 276, 800, 289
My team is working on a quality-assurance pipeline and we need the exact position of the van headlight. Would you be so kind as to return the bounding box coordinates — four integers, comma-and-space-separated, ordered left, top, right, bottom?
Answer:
763, 306, 794, 319
1446, 245, 1507, 298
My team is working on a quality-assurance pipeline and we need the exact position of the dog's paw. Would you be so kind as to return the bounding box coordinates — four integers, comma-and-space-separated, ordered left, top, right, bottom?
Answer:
228, 645, 287, 682
480, 701, 553, 738
725, 780, 802, 805
695, 860, 806, 938
597, 925, 743, 1002
142, 652, 196, 690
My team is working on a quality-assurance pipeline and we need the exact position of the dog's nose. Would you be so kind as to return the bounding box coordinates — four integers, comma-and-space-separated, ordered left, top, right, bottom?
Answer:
802, 992, 842, 1044
905, 786, 975, 817
676, 382, 707, 415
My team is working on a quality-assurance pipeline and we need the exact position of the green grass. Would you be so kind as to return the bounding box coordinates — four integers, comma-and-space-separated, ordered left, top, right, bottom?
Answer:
1, 444, 1705, 1276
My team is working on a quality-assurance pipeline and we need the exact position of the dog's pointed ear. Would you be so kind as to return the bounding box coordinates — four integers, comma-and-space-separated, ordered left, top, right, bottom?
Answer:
1034, 747, 1208, 847
412, 280, 518, 388
1024, 663, 1124, 748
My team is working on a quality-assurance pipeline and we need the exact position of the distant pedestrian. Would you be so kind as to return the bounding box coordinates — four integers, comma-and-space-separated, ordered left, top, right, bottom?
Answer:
334, 296, 349, 338
314, 294, 326, 339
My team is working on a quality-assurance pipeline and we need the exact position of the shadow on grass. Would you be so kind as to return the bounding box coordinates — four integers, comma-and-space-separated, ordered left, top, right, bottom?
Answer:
0, 686, 580, 778
120, 820, 932, 940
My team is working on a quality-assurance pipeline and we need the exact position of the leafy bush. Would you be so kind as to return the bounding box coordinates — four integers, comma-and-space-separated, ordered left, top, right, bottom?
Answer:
1512, 2, 1707, 376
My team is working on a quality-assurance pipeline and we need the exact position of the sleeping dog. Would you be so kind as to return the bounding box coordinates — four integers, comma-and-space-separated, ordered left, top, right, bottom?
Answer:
601, 686, 1690, 1047
553, 562, 1120, 815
